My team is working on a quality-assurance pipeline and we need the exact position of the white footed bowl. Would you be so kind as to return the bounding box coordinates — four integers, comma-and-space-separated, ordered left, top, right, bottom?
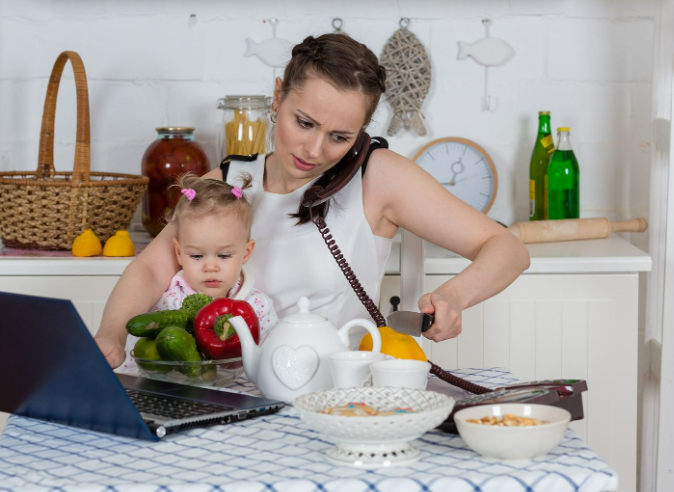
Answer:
454, 403, 571, 462
294, 386, 454, 468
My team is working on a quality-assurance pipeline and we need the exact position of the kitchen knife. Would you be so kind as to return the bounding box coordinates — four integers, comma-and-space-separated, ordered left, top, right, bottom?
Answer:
386, 311, 434, 337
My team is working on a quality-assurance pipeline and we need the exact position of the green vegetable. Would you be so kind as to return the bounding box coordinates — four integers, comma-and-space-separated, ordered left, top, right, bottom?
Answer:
133, 337, 170, 374
125, 293, 213, 338
182, 293, 214, 319
126, 310, 191, 338
155, 326, 203, 378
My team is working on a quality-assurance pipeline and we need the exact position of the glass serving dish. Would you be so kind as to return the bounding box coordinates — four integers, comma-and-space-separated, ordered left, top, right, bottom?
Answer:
131, 350, 244, 387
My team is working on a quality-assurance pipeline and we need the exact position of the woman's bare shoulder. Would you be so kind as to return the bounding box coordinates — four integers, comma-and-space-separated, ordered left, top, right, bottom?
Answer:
362, 148, 411, 237
362, 147, 431, 199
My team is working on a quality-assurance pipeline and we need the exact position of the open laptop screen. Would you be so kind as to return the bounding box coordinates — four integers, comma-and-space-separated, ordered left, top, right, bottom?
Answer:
0, 292, 157, 440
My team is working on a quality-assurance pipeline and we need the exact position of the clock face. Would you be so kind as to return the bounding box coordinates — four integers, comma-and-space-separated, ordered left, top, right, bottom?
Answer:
414, 138, 497, 213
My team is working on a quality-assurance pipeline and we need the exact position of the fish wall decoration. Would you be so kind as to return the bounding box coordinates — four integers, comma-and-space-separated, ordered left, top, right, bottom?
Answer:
244, 38, 293, 68
458, 36, 515, 67
457, 19, 516, 111
380, 18, 432, 136
244, 18, 293, 69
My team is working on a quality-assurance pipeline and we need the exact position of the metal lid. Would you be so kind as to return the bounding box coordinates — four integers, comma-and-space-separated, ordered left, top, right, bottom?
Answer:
156, 127, 195, 133
538, 111, 551, 115
217, 95, 271, 110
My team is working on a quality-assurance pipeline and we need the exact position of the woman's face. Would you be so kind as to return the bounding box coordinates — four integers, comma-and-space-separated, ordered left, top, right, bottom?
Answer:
272, 75, 368, 182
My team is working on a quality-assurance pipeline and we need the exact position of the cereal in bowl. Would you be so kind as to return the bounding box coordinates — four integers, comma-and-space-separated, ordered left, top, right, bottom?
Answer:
466, 413, 548, 426
322, 402, 417, 417
378, 407, 415, 416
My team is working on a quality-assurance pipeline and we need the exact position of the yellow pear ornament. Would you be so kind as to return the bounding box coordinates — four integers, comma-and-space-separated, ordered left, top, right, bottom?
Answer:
71, 228, 102, 257
103, 230, 135, 257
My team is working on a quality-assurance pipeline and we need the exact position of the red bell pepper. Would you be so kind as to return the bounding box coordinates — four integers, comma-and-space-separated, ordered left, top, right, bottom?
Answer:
193, 298, 260, 360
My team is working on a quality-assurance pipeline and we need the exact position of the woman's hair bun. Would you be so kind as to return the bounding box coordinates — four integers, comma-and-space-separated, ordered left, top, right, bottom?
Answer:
292, 36, 321, 61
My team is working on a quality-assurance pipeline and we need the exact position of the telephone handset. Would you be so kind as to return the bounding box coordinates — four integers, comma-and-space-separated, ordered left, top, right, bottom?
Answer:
301, 131, 371, 208
303, 135, 588, 427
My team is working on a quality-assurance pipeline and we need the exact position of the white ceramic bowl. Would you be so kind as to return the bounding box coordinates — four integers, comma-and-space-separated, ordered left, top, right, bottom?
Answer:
454, 403, 571, 462
294, 386, 454, 468
369, 359, 431, 389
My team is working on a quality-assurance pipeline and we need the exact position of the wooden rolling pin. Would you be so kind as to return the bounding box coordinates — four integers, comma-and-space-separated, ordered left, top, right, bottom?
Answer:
508, 217, 648, 244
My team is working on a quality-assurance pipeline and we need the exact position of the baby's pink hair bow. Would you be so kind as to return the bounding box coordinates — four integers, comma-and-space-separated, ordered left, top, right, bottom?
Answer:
181, 188, 196, 201
232, 187, 243, 199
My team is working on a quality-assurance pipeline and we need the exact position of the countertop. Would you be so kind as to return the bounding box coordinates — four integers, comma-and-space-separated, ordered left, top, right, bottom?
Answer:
388, 233, 652, 275
0, 232, 652, 276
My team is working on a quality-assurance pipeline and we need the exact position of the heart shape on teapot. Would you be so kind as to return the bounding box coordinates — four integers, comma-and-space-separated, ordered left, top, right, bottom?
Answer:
272, 345, 320, 390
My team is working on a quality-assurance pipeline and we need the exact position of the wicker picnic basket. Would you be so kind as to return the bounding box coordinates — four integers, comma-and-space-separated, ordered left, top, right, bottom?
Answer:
0, 51, 148, 250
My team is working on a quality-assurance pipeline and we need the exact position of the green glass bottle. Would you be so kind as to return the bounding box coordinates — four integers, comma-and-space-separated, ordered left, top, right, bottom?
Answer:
529, 112, 555, 220
546, 127, 580, 219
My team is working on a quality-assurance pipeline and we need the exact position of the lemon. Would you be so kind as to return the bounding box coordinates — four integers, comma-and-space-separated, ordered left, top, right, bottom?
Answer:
359, 326, 427, 361
71, 228, 102, 257
103, 230, 135, 257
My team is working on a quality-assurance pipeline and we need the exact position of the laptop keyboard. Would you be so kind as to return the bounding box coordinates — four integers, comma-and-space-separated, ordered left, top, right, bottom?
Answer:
125, 389, 234, 420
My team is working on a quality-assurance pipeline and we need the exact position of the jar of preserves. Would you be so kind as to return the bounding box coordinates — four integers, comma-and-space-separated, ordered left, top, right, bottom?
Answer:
216, 95, 270, 164
141, 127, 210, 237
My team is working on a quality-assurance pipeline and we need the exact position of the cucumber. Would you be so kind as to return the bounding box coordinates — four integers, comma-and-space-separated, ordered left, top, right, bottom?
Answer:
133, 337, 170, 374
126, 310, 190, 338
155, 326, 203, 378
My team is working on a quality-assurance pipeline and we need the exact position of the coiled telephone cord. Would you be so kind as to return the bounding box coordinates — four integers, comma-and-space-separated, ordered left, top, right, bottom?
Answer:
311, 213, 491, 395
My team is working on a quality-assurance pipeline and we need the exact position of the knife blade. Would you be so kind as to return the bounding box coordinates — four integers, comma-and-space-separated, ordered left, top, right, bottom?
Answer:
386, 311, 434, 337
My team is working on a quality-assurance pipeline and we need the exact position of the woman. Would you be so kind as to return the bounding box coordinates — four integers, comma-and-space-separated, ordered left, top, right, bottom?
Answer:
95, 33, 530, 368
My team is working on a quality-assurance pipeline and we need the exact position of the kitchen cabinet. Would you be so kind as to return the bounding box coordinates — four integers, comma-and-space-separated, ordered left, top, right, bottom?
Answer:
380, 234, 650, 492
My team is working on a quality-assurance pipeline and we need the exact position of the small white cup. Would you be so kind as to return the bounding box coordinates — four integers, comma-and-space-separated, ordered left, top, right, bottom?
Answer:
370, 359, 431, 390
328, 351, 388, 389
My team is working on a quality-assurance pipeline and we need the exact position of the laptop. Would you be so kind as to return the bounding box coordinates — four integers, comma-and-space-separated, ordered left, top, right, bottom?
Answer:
0, 291, 284, 441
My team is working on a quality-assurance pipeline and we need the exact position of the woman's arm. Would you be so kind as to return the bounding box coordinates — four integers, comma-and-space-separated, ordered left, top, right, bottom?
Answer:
363, 149, 530, 342
94, 221, 179, 367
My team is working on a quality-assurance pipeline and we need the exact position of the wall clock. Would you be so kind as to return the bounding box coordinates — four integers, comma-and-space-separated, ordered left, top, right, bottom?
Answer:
412, 137, 498, 214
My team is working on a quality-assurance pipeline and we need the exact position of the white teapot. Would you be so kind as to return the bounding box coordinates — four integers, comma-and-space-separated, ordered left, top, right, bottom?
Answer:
229, 297, 382, 403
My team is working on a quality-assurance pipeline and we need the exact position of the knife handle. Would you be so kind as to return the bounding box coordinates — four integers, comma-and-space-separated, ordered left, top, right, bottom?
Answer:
421, 314, 434, 332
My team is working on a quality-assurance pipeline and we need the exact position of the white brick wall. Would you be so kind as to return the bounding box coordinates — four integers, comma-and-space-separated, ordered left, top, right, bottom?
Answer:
0, 0, 655, 247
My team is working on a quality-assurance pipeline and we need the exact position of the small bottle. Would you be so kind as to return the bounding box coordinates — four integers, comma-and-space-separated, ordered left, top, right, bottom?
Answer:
546, 127, 580, 220
529, 111, 555, 220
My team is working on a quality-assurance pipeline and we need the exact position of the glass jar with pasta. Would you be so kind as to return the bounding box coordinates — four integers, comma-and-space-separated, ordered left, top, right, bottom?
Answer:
216, 95, 270, 164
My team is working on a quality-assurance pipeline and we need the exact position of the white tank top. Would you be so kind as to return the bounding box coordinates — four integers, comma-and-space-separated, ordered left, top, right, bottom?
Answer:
226, 154, 392, 348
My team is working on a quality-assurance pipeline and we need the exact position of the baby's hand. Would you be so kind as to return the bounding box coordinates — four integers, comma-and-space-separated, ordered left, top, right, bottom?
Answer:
95, 335, 126, 369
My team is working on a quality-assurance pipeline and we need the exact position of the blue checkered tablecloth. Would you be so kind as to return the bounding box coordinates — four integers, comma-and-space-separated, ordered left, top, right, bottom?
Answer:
0, 368, 618, 492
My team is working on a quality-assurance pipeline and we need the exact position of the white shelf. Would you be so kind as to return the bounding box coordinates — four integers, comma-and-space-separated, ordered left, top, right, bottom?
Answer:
386, 234, 652, 275
0, 233, 651, 276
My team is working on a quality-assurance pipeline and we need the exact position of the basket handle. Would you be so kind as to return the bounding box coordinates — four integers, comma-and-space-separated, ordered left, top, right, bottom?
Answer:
36, 51, 90, 183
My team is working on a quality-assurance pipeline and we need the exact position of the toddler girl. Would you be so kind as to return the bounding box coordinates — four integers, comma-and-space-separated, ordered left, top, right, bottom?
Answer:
120, 173, 278, 374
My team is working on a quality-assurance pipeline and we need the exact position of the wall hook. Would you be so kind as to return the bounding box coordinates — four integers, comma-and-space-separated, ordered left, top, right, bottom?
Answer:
457, 18, 515, 112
